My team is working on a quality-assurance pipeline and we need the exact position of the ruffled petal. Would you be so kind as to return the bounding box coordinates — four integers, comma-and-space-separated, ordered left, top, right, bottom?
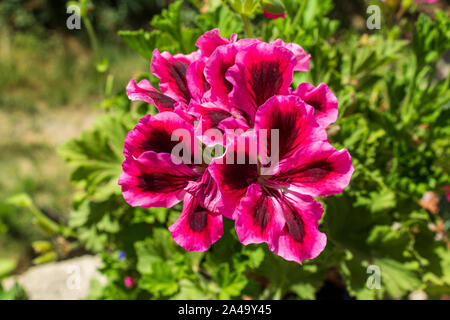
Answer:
274, 141, 354, 197
293, 82, 338, 127
190, 101, 232, 131
186, 58, 210, 102
204, 39, 260, 106
119, 152, 200, 208
254, 95, 327, 163
226, 42, 296, 123
195, 28, 237, 57
169, 193, 223, 252
188, 101, 232, 146
189, 102, 250, 147
150, 49, 192, 104
273, 191, 326, 264
123, 112, 195, 162
270, 39, 310, 72
208, 132, 259, 218
126, 79, 176, 112
234, 184, 285, 250
185, 170, 222, 215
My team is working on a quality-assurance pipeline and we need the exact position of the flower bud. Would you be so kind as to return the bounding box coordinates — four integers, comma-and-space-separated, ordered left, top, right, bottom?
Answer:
262, 0, 286, 19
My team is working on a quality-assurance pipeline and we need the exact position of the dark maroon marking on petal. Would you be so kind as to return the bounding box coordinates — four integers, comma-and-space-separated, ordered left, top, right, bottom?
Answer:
254, 193, 272, 232
248, 61, 283, 110
137, 125, 185, 156
200, 72, 211, 94
277, 160, 333, 184
185, 170, 220, 213
187, 198, 208, 232
305, 98, 323, 114
291, 161, 333, 183
221, 63, 234, 94
221, 150, 258, 191
203, 109, 232, 127
138, 172, 192, 193
266, 104, 303, 160
281, 198, 305, 242
168, 60, 191, 102
147, 91, 176, 110
222, 163, 258, 191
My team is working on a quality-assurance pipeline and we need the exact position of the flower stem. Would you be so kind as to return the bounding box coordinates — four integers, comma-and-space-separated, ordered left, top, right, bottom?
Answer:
83, 16, 100, 61
241, 14, 253, 38
289, 0, 307, 38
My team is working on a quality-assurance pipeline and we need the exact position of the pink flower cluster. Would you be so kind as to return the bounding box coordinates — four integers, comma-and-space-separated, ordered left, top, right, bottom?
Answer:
119, 29, 354, 264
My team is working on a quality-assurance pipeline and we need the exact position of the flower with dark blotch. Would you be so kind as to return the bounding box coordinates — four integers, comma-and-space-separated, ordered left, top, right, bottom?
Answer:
119, 29, 353, 264
208, 96, 353, 263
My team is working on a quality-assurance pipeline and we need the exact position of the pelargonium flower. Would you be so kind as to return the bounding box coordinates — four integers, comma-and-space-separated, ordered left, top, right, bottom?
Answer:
119, 29, 353, 264
208, 96, 353, 263
118, 111, 224, 251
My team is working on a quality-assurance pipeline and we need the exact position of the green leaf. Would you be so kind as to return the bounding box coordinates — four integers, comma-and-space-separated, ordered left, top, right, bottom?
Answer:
135, 228, 177, 275
118, 30, 161, 61
291, 283, 316, 300
139, 261, 179, 298
0, 258, 17, 279
375, 258, 421, 299
59, 113, 131, 199
195, 4, 243, 37
212, 263, 248, 299
32, 252, 57, 265
0, 283, 27, 300
150, 0, 200, 53
172, 279, 210, 300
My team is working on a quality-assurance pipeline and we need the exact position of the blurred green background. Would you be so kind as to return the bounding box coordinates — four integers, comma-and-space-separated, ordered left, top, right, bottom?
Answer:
0, 0, 167, 274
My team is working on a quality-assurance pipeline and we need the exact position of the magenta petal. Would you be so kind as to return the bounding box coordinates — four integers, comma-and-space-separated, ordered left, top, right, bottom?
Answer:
173, 50, 201, 64
234, 184, 285, 250
226, 42, 296, 122
204, 44, 239, 105
254, 95, 327, 162
204, 39, 260, 106
150, 49, 192, 104
195, 28, 237, 57
189, 101, 232, 146
270, 39, 310, 72
119, 152, 199, 208
293, 82, 338, 127
169, 193, 223, 252
190, 101, 232, 131
208, 133, 259, 219
273, 192, 326, 264
126, 79, 176, 112
218, 116, 251, 146
217, 116, 250, 133
186, 58, 210, 102
123, 112, 195, 160
275, 142, 354, 197
263, 10, 287, 20
173, 102, 198, 125
185, 170, 222, 215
